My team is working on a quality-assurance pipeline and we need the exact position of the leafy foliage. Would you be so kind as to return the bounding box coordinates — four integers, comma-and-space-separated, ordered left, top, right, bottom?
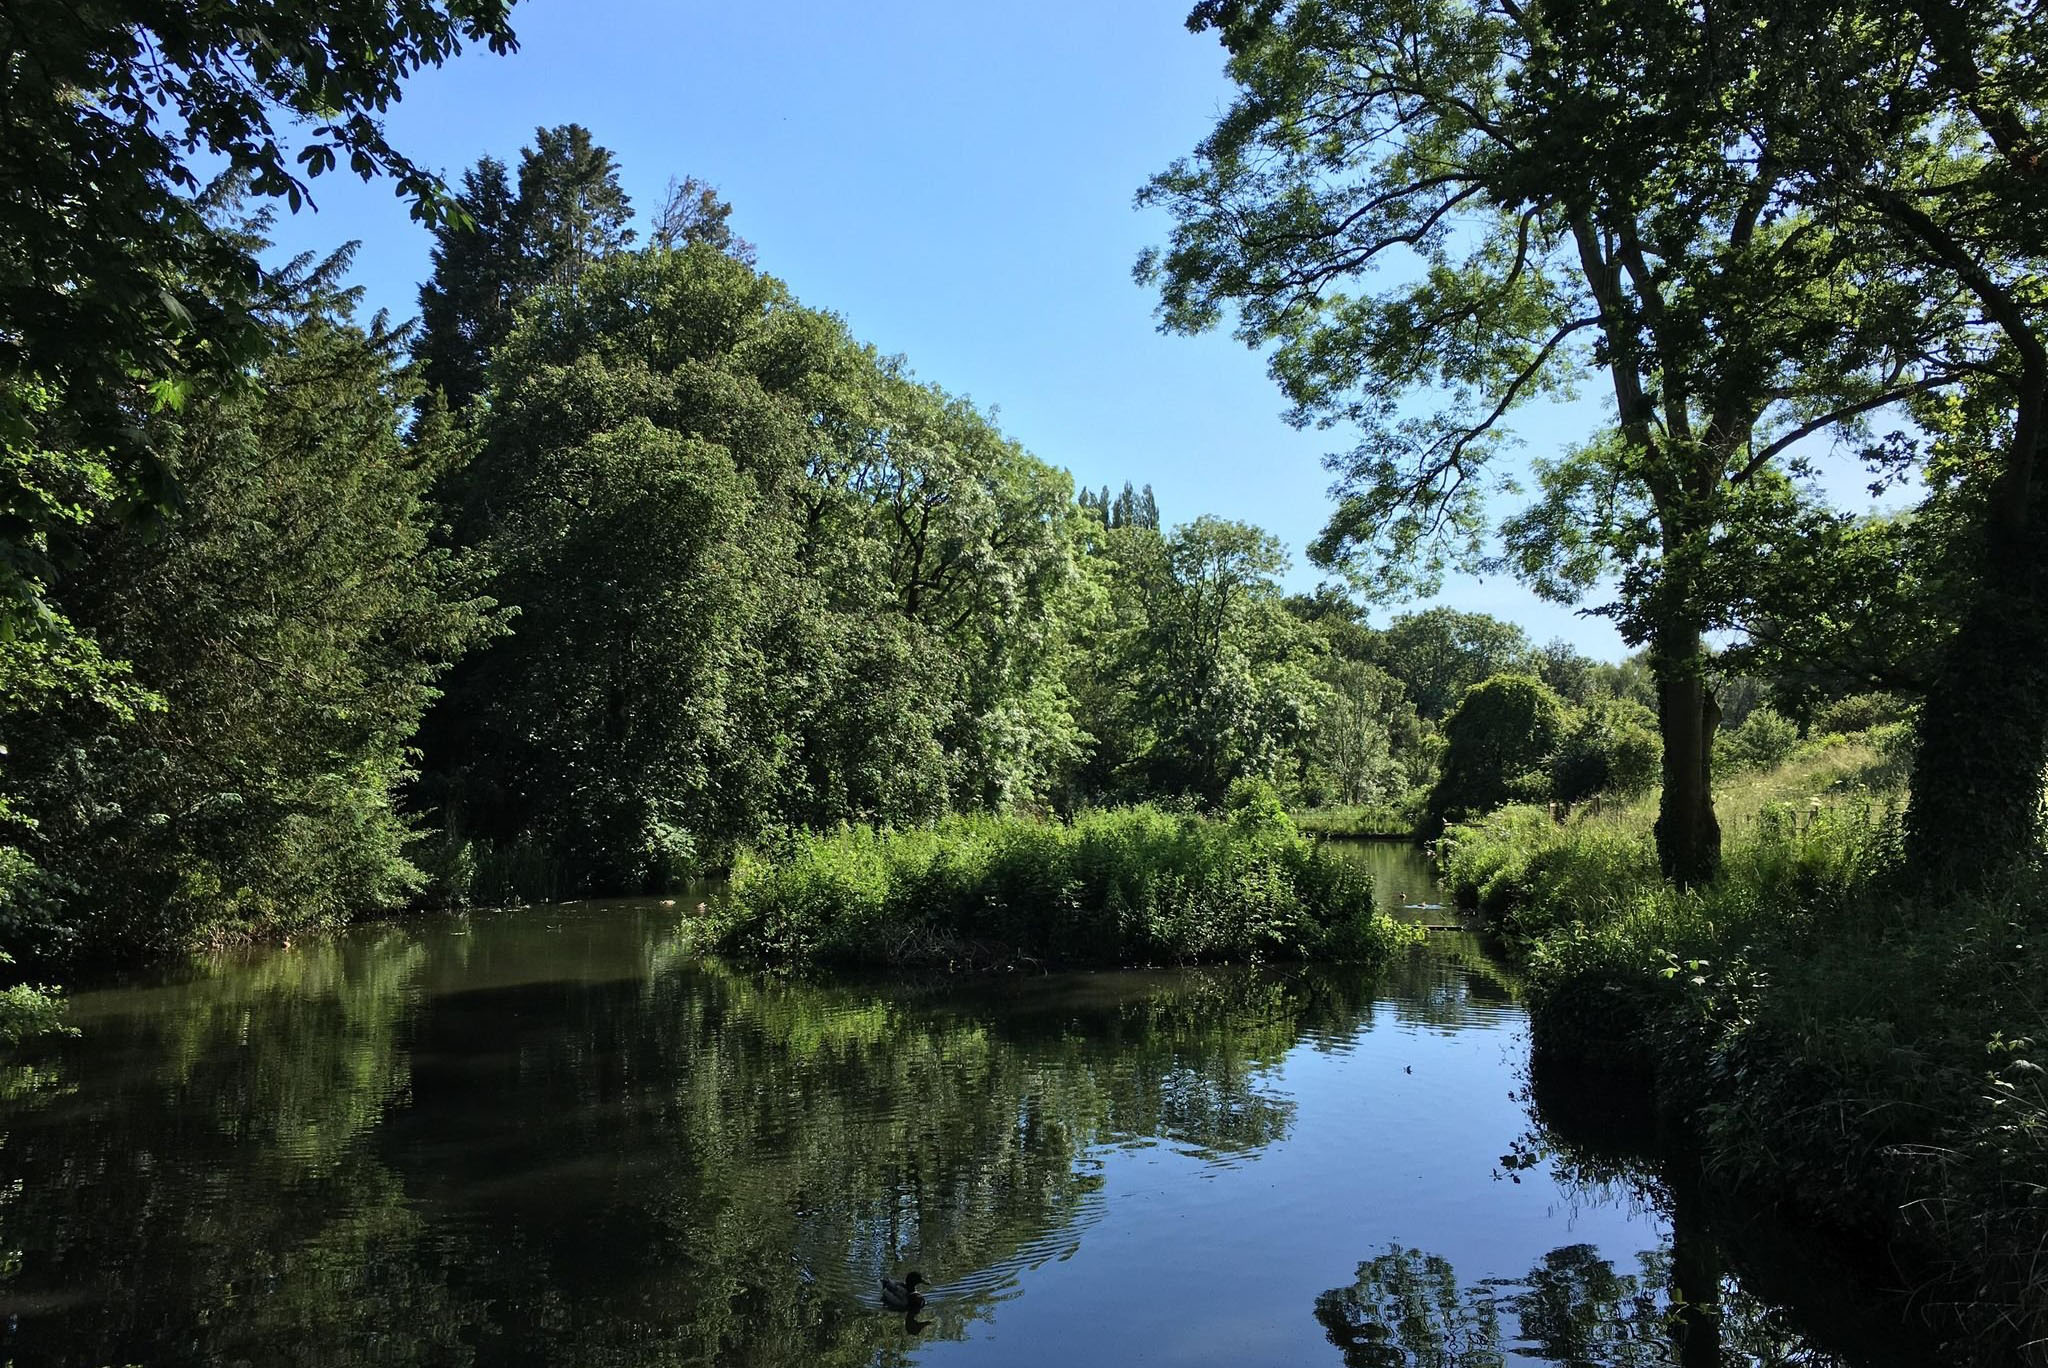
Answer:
1427, 674, 1568, 829
418, 229, 1088, 899
1438, 735, 2046, 1363
0, 0, 519, 626
699, 804, 1421, 969
1551, 700, 1661, 805
1142, 0, 1967, 883
2, 267, 497, 964
1715, 708, 1799, 777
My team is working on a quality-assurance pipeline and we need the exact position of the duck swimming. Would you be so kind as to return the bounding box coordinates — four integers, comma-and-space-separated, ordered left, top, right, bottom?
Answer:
881, 1271, 927, 1312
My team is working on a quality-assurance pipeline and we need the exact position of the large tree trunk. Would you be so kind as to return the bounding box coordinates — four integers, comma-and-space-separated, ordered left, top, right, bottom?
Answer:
1904, 489, 2048, 887
1653, 626, 1722, 886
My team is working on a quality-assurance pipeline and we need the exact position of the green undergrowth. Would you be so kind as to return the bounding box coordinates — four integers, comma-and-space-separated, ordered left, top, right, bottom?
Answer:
1437, 730, 2046, 1365
692, 798, 1424, 971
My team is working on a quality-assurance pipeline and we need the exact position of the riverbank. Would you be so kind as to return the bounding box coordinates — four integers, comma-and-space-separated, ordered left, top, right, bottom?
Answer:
1436, 731, 2047, 1366
690, 797, 1423, 970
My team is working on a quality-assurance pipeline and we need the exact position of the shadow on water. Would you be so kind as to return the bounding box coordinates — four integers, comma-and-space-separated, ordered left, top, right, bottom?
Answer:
0, 900, 1937, 1367
1525, 1063, 1945, 1368
1312, 1060, 1943, 1368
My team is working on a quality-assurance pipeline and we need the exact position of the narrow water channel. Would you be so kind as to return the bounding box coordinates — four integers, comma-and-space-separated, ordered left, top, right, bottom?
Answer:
0, 848, 1918, 1366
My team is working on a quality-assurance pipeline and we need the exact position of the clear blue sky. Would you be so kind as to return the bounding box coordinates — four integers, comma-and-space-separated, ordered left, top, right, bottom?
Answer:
265, 0, 1768, 660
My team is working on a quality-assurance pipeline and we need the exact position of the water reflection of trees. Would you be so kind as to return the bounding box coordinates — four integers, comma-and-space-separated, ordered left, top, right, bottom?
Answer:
1314, 1239, 1839, 1368
1368, 934, 1518, 1032
1452, 1063, 1927, 1368
0, 924, 1400, 1366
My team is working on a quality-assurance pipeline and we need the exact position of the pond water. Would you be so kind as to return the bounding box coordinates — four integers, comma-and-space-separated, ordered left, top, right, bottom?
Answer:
1322, 837, 1460, 923
0, 858, 1921, 1367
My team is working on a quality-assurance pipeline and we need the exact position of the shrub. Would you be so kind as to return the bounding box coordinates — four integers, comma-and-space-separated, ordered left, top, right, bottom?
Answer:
1438, 762, 2044, 1364
693, 806, 1423, 970
1290, 792, 1424, 839
1715, 706, 1798, 774
1550, 699, 1660, 803
1811, 691, 1915, 736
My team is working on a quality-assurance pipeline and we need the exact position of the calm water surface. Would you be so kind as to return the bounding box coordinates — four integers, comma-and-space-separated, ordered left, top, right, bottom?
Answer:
0, 847, 1909, 1366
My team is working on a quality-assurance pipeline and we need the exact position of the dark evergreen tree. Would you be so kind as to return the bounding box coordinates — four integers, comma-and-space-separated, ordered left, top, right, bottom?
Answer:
415, 157, 528, 410
2, 258, 498, 964
0, 0, 519, 629
517, 123, 635, 290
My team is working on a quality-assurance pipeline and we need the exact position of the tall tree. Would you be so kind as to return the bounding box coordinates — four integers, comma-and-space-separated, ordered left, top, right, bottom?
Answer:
516, 124, 635, 291
1126, 517, 1325, 802
415, 157, 528, 409
1427, 673, 1567, 827
652, 176, 757, 263
2, 261, 497, 963
420, 239, 1089, 896
1752, 0, 2048, 885
1303, 657, 1420, 806
1142, 0, 1936, 882
1374, 609, 1533, 722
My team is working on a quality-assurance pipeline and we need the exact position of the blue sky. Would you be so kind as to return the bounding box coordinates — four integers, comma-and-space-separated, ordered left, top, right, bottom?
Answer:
264, 0, 1744, 659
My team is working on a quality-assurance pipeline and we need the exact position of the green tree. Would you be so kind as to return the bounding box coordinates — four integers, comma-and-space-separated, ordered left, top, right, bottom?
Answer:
1550, 699, 1661, 804
426, 246, 810, 891
787, 355, 1085, 820
1374, 609, 1533, 721
422, 238, 1089, 895
1126, 518, 1326, 803
651, 175, 757, 262
1142, 0, 1939, 883
516, 123, 636, 290
1302, 657, 1423, 808
2, 263, 497, 963
1742, 0, 2048, 885
414, 126, 638, 416
0, 0, 519, 627
415, 156, 528, 410
1533, 639, 1597, 705
1427, 674, 1566, 826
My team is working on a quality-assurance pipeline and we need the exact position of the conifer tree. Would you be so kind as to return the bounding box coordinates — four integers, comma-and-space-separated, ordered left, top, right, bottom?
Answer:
517, 124, 635, 290
416, 157, 528, 410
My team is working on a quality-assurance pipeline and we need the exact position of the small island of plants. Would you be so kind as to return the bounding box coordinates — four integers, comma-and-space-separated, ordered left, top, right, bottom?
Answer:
691, 787, 1422, 971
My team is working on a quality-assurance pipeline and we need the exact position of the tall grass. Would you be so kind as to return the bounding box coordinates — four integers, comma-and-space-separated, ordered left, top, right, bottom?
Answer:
1437, 728, 2047, 1365
693, 805, 1423, 970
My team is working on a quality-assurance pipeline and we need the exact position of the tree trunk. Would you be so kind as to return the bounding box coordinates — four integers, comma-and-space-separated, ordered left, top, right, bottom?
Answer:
1653, 626, 1722, 886
1904, 505, 2048, 888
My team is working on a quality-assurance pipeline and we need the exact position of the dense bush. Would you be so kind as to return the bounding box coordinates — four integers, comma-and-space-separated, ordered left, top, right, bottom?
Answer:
1549, 699, 1660, 803
694, 802, 1421, 969
1811, 691, 1915, 736
1290, 795, 1425, 838
1714, 706, 1799, 774
0, 954, 66, 1046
